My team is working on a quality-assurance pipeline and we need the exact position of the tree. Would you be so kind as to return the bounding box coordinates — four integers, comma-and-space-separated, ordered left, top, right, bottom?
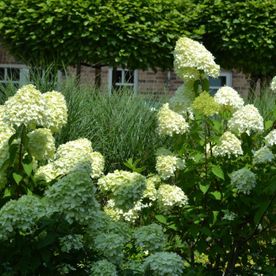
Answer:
194, 0, 276, 95
0, 0, 201, 84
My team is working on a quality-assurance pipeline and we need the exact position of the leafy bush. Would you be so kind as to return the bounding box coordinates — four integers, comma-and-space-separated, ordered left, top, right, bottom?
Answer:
100, 37, 276, 275
0, 84, 178, 275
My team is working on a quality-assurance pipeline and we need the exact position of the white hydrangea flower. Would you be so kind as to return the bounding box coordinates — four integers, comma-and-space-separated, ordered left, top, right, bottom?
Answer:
43, 91, 68, 133
253, 146, 274, 164
90, 151, 105, 178
157, 103, 189, 136
222, 210, 237, 221
230, 168, 257, 195
264, 129, 276, 147
174, 37, 220, 81
3, 84, 47, 129
0, 121, 15, 169
34, 138, 104, 182
169, 82, 196, 115
98, 170, 146, 210
157, 184, 188, 211
143, 175, 161, 201
104, 199, 150, 223
214, 86, 244, 110
271, 76, 276, 92
34, 163, 60, 183
28, 128, 55, 161
156, 154, 185, 180
54, 138, 94, 175
228, 104, 264, 135
212, 131, 243, 158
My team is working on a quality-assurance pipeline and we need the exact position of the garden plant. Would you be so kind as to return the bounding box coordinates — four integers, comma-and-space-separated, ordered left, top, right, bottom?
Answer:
0, 36, 275, 275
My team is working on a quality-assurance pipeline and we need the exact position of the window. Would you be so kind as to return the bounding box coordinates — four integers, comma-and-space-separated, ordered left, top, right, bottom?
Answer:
108, 67, 138, 94
209, 70, 232, 95
0, 65, 29, 87
0, 64, 63, 90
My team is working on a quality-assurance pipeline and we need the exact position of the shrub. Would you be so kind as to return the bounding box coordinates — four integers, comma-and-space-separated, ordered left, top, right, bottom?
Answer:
0, 84, 177, 275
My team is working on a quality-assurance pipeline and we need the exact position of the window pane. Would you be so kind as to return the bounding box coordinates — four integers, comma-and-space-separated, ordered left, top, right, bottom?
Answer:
209, 76, 226, 87
125, 70, 134, 83
0, 68, 5, 80
115, 70, 122, 83
7, 68, 20, 81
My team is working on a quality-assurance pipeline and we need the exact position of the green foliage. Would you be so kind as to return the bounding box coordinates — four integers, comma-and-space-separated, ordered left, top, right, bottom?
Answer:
0, 0, 198, 69
0, 84, 177, 275
56, 79, 166, 173
143, 252, 184, 276
90, 260, 118, 276
247, 87, 276, 121
133, 224, 166, 253
196, 0, 276, 77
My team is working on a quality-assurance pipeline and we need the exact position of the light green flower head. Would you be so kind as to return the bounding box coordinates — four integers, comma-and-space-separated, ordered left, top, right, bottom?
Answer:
28, 128, 55, 161
270, 76, 276, 92
192, 91, 220, 116
0, 120, 15, 169
157, 103, 189, 136
156, 153, 185, 180
35, 138, 104, 182
174, 37, 220, 81
228, 104, 264, 136
3, 84, 47, 129
253, 146, 274, 165
43, 91, 68, 133
98, 170, 146, 210
169, 81, 196, 115
265, 129, 276, 147
214, 86, 244, 111
230, 167, 256, 195
212, 131, 243, 158
157, 184, 188, 212
143, 175, 161, 201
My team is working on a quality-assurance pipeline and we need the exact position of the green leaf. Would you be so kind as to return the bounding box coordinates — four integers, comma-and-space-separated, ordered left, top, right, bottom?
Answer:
199, 184, 209, 194
210, 191, 221, 200
212, 165, 224, 180
23, 162, 33, 177
155, 214, 167, 224
254, 202, 270, 225
212, 211, 219, 224
201, 77, 210, 92
168, 224, 177, 231
4, 188, 11, 198
13, 172, 23, 185
265, 120, 273, 130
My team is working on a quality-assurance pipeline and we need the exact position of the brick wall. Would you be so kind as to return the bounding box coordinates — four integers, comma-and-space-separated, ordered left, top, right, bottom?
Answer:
1, 46, 252, 97
0, 46, 18, 64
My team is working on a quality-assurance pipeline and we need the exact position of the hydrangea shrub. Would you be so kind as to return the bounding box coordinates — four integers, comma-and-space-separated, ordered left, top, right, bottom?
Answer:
0, 85, 178, 275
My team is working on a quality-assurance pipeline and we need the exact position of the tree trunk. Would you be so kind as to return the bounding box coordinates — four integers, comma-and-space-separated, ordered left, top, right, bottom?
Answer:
76, 62, 81, 84
95, 65, 101, 89
112, 66, 117, 92
248, 74, 259, 101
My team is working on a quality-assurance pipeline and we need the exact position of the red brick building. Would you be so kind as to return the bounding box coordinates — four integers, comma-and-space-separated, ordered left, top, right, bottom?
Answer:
0, 46, 251, 97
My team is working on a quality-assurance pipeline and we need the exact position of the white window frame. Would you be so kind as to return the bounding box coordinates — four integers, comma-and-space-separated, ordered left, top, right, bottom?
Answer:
108, 67, 138, 95
0, 64, 29, 86
209, 69, 232, 93
0, 64, 63, 88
